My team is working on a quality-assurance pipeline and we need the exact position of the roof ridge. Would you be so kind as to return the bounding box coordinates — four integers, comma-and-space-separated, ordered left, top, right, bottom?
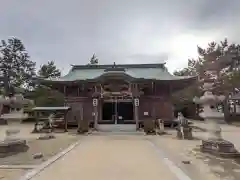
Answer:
71, 63, 166, 70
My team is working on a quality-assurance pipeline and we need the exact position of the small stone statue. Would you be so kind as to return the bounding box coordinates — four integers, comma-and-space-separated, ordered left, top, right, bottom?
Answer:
156, 119, 165, 135
33, 113, 55, 133
47, 113, 55, 132
178, 112, 188, 127
38, 113, 56, 140
176, 112, 193, 140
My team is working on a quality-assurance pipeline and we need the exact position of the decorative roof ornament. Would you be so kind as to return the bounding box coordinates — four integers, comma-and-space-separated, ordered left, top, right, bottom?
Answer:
104, 62, 126, 72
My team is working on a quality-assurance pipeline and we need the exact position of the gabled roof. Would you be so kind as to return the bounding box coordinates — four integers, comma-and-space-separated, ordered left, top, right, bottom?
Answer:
42, 63, 196, 82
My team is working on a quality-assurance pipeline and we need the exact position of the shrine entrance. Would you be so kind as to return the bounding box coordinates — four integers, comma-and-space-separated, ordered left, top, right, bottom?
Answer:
101, 99, 134, 124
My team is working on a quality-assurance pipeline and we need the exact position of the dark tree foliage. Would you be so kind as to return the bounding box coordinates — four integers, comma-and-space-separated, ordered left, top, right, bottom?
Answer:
27, 61, 63, 106
38, 60, 61, 78
27, 85, 64, 107
173, 38, 240, 97
0, 38, 36, 94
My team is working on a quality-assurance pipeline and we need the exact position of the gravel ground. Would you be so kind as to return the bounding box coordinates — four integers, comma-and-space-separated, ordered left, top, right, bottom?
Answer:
0, 124, 80, 180
148, 131, 219, 180
149, 128, 240, 180
0, 169, 27, 180
0, 135, 79, 165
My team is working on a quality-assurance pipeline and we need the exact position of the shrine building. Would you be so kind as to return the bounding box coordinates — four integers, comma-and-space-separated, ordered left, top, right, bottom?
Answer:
39, 63, 196, 130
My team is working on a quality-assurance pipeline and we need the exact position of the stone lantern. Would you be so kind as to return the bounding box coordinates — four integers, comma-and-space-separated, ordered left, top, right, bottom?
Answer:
0, 93, 31, 155
193, 60, 240, 157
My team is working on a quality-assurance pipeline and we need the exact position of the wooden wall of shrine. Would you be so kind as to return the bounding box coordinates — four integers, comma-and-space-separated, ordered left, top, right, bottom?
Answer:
53, 80, 174, 123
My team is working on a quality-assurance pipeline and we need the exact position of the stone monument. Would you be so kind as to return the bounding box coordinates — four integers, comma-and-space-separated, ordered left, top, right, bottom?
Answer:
193, 56, 240, 157
0, 93, 32, 156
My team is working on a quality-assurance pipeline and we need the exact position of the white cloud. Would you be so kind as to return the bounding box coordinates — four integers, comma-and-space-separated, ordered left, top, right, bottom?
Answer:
166, 32, 225, 73
1, 0, 240, 75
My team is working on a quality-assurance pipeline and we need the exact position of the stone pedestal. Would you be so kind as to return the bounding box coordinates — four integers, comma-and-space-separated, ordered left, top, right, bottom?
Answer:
176, 127, 193, 140
0, 111, 29, 157
0, 127, 29, 157
201, 139, 240, 158
0, 139, 29, 157
0, 94, 32, 157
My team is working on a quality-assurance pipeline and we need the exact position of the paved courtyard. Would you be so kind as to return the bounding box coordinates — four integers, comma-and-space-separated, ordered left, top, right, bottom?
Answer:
25, 135, 190, 180
2, 122, 240, 180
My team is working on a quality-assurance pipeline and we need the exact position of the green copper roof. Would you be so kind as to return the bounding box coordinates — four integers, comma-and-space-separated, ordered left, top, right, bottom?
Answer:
44, 63, 196, 82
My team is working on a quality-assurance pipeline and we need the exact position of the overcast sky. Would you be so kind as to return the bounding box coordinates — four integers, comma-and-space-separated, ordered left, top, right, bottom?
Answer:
1, 0, 239, 74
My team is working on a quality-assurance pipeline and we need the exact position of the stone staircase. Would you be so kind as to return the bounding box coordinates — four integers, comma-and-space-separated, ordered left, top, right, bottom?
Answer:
98, 124, 136, 132
96, 124, 144, 135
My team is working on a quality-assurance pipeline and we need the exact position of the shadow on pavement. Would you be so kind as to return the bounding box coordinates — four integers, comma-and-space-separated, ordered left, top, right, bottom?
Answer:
192, 147, 240, 180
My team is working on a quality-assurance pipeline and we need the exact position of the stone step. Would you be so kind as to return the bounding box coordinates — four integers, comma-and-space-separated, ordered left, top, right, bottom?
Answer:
98, 124, 137, 132
91, 131, 144, 136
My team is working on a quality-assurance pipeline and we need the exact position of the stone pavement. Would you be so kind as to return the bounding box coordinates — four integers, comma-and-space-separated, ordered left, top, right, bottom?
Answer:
25, 135, 191, 180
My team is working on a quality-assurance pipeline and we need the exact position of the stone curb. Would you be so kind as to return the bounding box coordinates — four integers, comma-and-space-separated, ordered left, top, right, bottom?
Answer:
0, 165, 37, 169
148, 141, 193, 180
18, 140, 80, 180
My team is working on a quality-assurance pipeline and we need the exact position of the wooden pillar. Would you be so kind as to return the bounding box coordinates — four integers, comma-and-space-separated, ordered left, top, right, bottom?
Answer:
134, 98, 139, 130
93, 106, 98, 130
114, 98, 118, 124
153, 82, 157, 96
80, 104, 84, 122
234, 100, 237, 114
223, 98, 230, 122
77, 86, 80, 96
99, 100, 102, 123
152, 102, 156, 119
0, 104, 3, 116
93, 98, 98, 130
168, 84, 174, 119
64, 110, 68, 132
32, 111, 39, 133
151, 81, 154, 94
64, 85, 66, 96
77, 104, 84, 133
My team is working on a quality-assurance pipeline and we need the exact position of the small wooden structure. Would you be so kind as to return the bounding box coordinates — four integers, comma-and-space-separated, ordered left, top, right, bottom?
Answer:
32, 106, 71, 133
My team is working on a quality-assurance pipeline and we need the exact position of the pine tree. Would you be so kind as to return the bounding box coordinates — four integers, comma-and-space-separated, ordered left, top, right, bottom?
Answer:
0, 37, 36, 94
38, 61, 61, 79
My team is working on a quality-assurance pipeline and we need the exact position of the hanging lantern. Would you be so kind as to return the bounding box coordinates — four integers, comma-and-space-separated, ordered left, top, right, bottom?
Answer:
134, 98, 139, 107
93, 98, 98, 107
